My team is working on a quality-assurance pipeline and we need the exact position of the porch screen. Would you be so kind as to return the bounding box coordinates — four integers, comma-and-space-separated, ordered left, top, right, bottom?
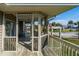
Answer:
0, 13, 3, 25
41, 18, 47, 35
34, 17, 38, 36
5, 19, 16, 36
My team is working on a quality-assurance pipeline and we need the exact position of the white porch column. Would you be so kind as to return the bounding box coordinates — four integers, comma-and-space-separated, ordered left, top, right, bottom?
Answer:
38, 16, 41, 52
16, 14, 18, 52
2, 13, 5, 51
32, 14, 34, 51
48, 23, 50, 46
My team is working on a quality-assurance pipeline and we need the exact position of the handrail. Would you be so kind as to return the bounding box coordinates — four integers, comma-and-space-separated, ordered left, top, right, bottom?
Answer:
41, 34, 48, 38
49, 35, 79, 56
5, 36, 16, 38
50, 35, 79, 50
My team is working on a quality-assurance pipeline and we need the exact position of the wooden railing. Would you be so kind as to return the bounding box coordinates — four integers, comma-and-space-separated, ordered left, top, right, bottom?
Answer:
4, 36, 16, 51
49, 35, 79, 56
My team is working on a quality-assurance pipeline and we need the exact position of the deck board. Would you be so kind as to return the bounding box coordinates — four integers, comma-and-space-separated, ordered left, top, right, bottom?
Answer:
42, 46, 55, 56
0, 43, 43, 56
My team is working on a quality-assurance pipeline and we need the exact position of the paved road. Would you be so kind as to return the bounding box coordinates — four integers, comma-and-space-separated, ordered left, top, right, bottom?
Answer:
53, 32, 79, 38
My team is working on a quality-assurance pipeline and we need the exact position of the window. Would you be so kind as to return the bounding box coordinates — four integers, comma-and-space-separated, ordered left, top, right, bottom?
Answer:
5, 19, 16, 36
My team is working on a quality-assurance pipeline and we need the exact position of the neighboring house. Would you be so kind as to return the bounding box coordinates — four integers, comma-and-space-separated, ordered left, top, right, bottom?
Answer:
71, 25, 78, 30
62, 24, 78, 30
61, 25, 68, 30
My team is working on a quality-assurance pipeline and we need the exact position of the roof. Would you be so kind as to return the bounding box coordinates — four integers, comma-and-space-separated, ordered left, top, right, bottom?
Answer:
0, 3, 76, 19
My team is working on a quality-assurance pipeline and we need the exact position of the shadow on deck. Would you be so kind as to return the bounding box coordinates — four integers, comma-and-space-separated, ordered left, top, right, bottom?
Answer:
19, 41, 32, 50
17, 41, 43, 56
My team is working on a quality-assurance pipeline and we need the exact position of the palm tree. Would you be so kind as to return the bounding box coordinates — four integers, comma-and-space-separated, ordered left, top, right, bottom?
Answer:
68, 20, 73, 31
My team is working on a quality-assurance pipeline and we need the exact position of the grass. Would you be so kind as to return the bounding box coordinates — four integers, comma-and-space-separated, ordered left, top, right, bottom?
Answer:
49, 29, 79, 32
63, 38, 79, 45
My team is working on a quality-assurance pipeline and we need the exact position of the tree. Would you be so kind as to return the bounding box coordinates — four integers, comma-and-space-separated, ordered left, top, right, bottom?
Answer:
52, 22, 62, 26
52, 22, 56, 26
77, 21, 79, 39
74, 22, 77, 25
56, 23, 62, 26
68, 20, 73, 31
74, 21, 79, 39
77, 21, 79, 27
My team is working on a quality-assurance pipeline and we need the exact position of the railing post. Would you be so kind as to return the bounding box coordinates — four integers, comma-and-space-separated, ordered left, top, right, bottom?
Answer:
71, 49, 74, 56
66, 46, 68, 56
68, 47, 70, 56
59, 42, 62, 56
76, 51, 78, 56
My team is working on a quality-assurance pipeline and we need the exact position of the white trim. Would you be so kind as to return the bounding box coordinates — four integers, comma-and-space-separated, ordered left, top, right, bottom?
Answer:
32, 14, 34, 51
31, 37, 39, 38
5, 3, 79, 6
16, 14, 18, 52
5, 36, 16, 38
52, 26, 61, 29
2, 13, 5, 51
3, 51, 16, 52
52, 26, 62, 38
41, 34, 48, 37
38, 16, 41, 52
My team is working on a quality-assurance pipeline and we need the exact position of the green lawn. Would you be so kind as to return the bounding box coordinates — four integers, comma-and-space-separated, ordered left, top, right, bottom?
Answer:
63, 38, 79, 45
49, 29, 79, 32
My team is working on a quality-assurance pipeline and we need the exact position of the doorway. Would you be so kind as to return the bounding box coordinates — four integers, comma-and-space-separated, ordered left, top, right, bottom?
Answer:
18, 20, 32, 50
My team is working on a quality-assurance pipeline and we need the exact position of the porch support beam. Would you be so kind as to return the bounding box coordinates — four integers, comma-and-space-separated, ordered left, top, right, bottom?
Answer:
38, 15, 41, 52
2, 13, 5, 51
48, 22, 50, 46
32, 14, 34, 51
16, 14, 18, 52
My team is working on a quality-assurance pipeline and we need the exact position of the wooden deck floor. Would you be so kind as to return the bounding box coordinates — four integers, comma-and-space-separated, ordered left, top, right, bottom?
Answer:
42, 46, 56, 56
17, 42, 43, 56
0, 42, 43, 56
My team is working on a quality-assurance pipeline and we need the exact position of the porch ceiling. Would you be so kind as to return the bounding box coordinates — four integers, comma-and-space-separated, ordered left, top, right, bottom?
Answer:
0, 3, 76, 18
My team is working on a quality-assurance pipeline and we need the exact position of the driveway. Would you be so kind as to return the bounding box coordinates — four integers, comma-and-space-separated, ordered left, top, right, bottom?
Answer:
53, 32, 79, 38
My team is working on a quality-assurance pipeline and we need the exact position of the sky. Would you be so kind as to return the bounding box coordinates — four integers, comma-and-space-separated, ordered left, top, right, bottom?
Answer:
49, 6, 79, 25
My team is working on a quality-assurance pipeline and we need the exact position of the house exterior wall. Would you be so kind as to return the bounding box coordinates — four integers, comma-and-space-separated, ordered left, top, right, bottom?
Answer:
0, 11, 3, 52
